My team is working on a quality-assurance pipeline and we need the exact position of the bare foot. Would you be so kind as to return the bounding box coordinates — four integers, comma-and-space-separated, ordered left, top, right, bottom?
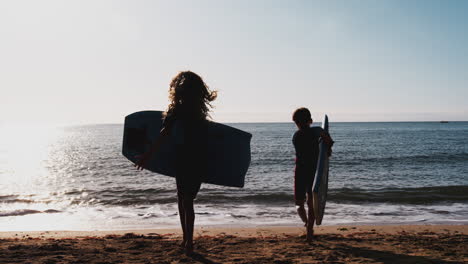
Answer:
179, 240, 187, 248
184, 241, 194, 256
306, 228, 314, 242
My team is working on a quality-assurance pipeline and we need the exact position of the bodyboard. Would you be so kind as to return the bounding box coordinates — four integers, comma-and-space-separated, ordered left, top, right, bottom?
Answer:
312, 115, 330, 225
122, 111, 252, 188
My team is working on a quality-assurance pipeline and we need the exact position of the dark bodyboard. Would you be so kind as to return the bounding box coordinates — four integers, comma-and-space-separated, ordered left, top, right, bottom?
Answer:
122, 111, 252, 188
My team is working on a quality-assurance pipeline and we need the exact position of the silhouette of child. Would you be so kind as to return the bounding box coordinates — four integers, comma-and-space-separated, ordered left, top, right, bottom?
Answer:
136, 71, 217, 254
292, 107, 333, 242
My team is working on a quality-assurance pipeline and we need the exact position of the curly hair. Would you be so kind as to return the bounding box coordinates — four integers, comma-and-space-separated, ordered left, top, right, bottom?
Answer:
164, 71, 217, 120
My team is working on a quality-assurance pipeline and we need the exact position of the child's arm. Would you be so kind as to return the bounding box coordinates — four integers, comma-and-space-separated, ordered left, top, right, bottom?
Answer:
320, 131, 334, 157
134, 127, 171, 170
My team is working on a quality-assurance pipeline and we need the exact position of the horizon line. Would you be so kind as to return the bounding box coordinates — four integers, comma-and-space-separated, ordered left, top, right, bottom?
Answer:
33, 120, 468, 127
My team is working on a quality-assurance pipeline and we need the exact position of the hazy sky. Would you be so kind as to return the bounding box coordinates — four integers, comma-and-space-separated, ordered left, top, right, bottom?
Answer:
1, 0, 467, 124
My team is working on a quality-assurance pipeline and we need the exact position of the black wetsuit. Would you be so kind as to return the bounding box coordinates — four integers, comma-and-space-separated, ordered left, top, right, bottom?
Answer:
292, 126, 324, 204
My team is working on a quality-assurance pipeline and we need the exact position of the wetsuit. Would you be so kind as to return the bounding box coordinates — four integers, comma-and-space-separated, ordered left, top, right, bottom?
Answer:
292, 126, 324, 205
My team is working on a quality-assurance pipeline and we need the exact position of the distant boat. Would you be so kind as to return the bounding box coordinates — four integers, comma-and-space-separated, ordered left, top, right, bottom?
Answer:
440, 121, 449, 123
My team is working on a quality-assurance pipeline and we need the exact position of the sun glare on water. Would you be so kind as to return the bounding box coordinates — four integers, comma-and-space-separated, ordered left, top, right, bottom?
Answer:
0, 124, 89, 230
0, 124, 60, 188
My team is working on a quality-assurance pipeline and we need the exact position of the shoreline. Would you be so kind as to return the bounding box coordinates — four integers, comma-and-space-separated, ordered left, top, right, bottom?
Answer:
1, 224, 466, 239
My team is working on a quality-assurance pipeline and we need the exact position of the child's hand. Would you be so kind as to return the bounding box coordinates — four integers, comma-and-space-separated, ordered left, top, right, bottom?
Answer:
320, 132, 334, 146
320, 132, 334, 157
134, 153, 151, 170
134, 128, 169, 171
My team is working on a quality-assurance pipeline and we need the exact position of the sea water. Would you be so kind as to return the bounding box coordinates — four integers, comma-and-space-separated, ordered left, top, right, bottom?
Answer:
0, 122, 467, 231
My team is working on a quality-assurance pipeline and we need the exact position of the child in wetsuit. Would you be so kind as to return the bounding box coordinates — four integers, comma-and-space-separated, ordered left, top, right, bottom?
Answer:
136, 71, 217, 254
292, 107, 333, 242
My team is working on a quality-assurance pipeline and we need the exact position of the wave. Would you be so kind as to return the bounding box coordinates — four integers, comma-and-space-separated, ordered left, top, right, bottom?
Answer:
197, 186, 468, 205
2, 186, 466, 206
329, 186, 468, 204
0, 209, 61, 217
0, 195, 41, 204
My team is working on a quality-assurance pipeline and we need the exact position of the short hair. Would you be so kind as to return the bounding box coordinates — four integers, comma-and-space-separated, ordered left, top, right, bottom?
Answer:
292, 107, 312, 125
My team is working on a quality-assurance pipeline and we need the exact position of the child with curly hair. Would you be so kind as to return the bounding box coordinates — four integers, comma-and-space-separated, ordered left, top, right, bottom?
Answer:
136, 71, 217, 254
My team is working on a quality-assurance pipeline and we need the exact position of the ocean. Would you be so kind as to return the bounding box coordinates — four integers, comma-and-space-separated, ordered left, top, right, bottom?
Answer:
1, 121, 467, 231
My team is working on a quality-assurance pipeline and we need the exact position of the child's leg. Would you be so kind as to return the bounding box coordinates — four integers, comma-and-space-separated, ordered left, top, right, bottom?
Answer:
294, 172, 307, 225
175, 165, 201, 254
177, 198, 187, 246
296, 203, 308, 225
306, 195, 315, 242
182, 198, 195, 254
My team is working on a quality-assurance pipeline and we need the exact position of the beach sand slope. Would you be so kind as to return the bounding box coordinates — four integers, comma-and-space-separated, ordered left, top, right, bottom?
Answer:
0, 225, 466, 264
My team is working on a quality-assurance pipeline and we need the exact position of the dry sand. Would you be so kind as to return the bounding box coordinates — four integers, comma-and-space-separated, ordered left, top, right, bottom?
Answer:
0, 225, 466, 263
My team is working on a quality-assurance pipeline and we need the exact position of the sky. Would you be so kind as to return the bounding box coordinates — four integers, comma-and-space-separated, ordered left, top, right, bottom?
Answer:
1, 0, 467, 124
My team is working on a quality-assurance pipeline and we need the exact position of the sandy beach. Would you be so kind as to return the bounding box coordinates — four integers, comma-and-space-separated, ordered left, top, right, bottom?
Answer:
0, 225, 466, 264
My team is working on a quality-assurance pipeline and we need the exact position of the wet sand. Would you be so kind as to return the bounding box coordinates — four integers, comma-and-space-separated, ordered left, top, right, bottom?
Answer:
0, 225, 466, 263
